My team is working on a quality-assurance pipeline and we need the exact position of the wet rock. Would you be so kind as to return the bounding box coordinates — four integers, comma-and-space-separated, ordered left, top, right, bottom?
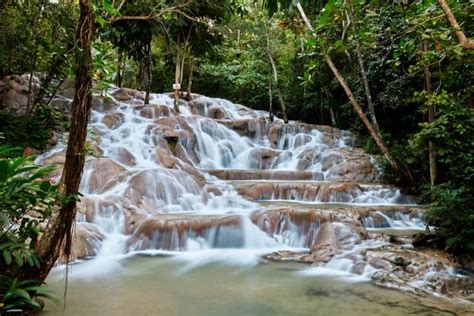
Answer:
155, 147, 177, 168
82, 157, 127, 193
137, 104, 175, 119
208, 104, 228, 119
50, 96, 72, 115
268, 124, 282, 147
123, 168, 203, 213
58, 77, 75, 99
208, 169, 323, 181
264, 250, 313, 263
60, 222, 104, 263
318, 183, 362, 202
251, 207, 365, 248
325, 149, 378, 182
112, 88, 145, 102
127, 214, 242, 250
91, 95, 119, 112
216, 118, 266, 138
241, 148, 279, 169
102, 112, 124, 129
309, 222, 363, 262
235, 182, 365, 203
0, 74, 40, 114
108, 147, 136, 166
320, 151, 345, 171
365, 246, 474, 304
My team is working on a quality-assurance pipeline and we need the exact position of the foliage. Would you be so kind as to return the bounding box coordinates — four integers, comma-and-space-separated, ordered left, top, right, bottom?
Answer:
0, 105, 62, 150
0, 146, 59, 311
426, 184, 474, 255
0, 0, 77, 78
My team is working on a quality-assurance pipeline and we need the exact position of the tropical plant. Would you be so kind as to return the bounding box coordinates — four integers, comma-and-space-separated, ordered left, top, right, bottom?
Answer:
0, 145, 59, 311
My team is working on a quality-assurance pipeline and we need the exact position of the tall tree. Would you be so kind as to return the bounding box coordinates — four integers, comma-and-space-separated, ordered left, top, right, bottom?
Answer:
25, 0, 94, 281
253, 4, 289, 123
294, 1, 411, 179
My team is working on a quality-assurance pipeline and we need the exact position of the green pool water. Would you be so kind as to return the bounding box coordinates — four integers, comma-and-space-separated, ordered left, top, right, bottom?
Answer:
41, 255, 465, 316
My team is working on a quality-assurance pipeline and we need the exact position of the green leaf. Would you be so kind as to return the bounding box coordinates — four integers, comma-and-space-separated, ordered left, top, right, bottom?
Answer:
3, 250, 12, 265
11, 288, 31, 301
0, 159, 8, 182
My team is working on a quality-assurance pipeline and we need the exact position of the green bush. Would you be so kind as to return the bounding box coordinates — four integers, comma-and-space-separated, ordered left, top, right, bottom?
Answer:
426, 184, 474, 255
0, 105, 61, 150
0, 145, 58, 312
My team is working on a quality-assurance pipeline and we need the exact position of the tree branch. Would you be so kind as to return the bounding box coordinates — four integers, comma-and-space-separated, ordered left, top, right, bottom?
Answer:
438, 0, 474, 50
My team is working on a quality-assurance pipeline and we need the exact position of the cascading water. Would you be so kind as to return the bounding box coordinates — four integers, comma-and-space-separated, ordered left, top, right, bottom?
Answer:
37, 89, 424, 264
39, 89, 472, 315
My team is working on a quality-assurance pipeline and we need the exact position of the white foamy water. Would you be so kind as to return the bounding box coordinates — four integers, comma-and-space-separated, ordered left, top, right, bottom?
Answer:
41, 90, 427, 280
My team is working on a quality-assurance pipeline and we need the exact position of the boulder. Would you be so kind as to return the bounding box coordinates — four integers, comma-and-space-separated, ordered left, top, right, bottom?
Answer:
251, 207, 364, 249
108, 147, 136, 166
0, 74, 40, 115
111, 88, 144, 102
91, 96, 119, 112
207, 104, 228, 119
58, 77, 75, 99
366, 246, 474, 305
102, 112, 124, 129
81, 157, 127, 193
127, 214, 242, 251
59, 222, 104, 263
309, 222, 363, 262
137, 104, 175, 119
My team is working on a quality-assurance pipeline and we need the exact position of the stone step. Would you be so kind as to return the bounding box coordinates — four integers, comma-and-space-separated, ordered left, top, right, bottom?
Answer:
366, 227, 425, 237
206, 169, 324, 181
231, 181, 417, 205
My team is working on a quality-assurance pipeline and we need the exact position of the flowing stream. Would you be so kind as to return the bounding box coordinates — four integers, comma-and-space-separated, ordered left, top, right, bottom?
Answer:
39, 90, 472, 315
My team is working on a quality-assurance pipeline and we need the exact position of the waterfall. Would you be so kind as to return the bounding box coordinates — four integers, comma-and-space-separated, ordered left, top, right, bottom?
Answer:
40, 89, 426, 276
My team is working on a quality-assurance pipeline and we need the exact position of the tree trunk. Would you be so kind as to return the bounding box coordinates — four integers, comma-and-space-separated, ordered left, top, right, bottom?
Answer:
27, 0, 94, 281
138, 60, 144, 90
185, 59, 194, 101
329, 107, 337, 126
144, 43, 152, 105
438, 0, 474, 50
174, 45, 181, 113
325, 55, 410, 179
268, 74, 274, 122
116, 51, 123, 88
423, 41, 436, 186
32, 43, 74, 114
26, 1, 46, 113
296, 1, 412, 180
267, 52, 288, 123
350, 5, 379, 131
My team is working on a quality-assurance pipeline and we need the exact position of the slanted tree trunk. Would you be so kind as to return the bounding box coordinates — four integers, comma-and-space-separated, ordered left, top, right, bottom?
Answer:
438, 0, 474, 50
325, 55, 410, 178
144, 43, 152, 105
423, 41, 436, 186
295, 1, 412, 180
32, 43, 74, 114
26, 0, 94, 281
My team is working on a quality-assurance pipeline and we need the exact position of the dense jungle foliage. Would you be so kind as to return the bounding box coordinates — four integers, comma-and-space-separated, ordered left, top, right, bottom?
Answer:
0, 0, 472, 310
